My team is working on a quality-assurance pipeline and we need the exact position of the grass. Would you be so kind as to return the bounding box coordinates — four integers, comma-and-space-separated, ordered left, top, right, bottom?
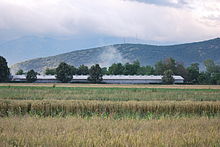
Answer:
0, 116, 219, 147
0, 86, 220, 101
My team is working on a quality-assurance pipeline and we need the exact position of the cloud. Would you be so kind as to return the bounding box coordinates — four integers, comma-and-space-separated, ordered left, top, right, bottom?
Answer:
129, 0, 188, 7
0, 0, 219, 43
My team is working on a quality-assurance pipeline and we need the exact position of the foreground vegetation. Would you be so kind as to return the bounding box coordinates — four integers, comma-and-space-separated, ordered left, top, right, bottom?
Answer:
0, 100, 220, 117
0, 117, 220, 147
0, 85, 220, 101
0, 84, 220, 146
0, 100, 220, 118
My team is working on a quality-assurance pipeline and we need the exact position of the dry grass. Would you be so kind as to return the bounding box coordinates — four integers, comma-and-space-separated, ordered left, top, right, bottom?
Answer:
1, 83, 220, 89
1, 84, 220, 146
0, 116, 219, 147
1, 100, 220, 117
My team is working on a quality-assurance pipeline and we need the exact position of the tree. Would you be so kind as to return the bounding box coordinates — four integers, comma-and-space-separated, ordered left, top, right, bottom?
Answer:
56, 62, 73, 83
16, 69, 24, 75
155, 61, 166, 75
88, 64, 103, 83
70, 66, 77, 75
124, 61, 140, 75
108, 63, 124, 75
210, 73, 220, 85
145, 66, 155, 75
77, 65, 89, 75
101, 67, 109, 75
45, 68, 56, 75
204, 59, 220, 84
162, 70, 174, 84
176, 63, 188, 81
197, 72, 211, 84
137, 66, 148, 75
137, 66, 155, 75
0, 56, 10, 82
164, 58, 177, 74
26, 70, 37, 83
204, 59, 220, 74
187, 63, 200, 84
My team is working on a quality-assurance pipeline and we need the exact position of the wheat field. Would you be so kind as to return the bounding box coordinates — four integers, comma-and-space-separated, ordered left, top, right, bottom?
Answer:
0, 116, 220, 147
0, 84, 220, 146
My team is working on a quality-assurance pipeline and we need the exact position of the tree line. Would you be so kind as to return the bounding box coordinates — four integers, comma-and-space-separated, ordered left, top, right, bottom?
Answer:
0, 55, 220, 84
14, 62, 103, 83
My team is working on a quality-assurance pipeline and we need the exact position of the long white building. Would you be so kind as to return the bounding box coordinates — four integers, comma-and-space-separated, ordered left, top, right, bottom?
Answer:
11, 75, 184, 84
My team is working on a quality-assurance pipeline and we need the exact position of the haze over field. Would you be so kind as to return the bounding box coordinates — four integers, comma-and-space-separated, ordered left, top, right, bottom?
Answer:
0, 0, 219, 65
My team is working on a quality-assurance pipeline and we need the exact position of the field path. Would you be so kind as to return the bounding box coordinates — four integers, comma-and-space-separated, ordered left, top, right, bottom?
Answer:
1, 83, 220, 89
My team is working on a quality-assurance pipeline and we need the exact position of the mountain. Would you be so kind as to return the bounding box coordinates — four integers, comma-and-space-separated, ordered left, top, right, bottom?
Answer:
0, 35, 127, 65
10, 38, 220, 74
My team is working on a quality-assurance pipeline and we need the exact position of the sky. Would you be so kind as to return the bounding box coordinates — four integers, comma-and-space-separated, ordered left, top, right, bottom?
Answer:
0, 0, 219, 44
0, 0, 220, 65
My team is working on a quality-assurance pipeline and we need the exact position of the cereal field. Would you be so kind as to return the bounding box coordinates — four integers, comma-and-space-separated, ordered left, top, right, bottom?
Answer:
0, 84, 220, 146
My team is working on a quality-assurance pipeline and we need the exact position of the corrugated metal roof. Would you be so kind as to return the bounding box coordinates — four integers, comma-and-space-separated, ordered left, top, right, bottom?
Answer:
12, 75, 184, 80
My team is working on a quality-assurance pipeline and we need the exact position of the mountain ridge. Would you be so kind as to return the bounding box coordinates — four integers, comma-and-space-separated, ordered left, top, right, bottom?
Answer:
10, 38, 220, 74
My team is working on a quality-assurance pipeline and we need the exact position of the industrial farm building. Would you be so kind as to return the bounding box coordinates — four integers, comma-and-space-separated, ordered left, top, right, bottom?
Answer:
12, 75, 184, 84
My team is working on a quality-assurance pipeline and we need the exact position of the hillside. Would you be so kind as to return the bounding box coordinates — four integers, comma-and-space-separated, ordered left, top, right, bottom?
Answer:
0, 36, 126, 65
10, 38, 220, 74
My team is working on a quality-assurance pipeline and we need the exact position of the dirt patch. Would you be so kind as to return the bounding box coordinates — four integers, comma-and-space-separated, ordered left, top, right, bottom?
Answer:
1, 83, 220, 89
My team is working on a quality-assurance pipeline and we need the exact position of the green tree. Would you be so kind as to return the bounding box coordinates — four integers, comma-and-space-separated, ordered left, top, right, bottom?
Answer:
145, 66, 155, 75
155, 61, 166, 75
187, 63, 200, 84
211, 73, 220, 85
88, 64, 103, 83
155, 58, 178, 75
162, 70, 174, 84
16, 69, 24, 75
136, 66, 155, 75
45, 68, 56, 75
101, 67, 109, 75
204, 59, 220, 73
137, 66, 148, 75
77, 65, 89, 75
164, 58, 177, 74
26, 69, 37, 83
124, 61, 140, 75
176, 63, 188, 81
70, 66, 77, 75
108, 63, 124, 75
204, 59, 220, 84
197, 72, 211, 84
0, 56, 10, 82
56, 62, 73, 83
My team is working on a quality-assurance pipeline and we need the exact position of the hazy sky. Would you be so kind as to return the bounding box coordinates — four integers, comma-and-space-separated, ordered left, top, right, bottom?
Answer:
0, 0, 220, 44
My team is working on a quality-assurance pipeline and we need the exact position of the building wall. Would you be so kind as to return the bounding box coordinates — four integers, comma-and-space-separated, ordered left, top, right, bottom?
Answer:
12, 75, 184, 84
35, 79, 60, 83
103, 79, 163, 84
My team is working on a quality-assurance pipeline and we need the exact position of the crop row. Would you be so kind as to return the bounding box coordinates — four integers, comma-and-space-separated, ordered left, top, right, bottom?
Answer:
1, 100, 220, 117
